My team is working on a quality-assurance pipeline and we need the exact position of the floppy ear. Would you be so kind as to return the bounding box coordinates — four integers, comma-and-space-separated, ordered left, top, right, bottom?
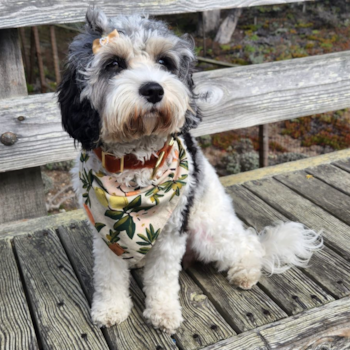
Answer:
85, 7, 109, 35
57, 65, 101, 150
178, 34, 202, 133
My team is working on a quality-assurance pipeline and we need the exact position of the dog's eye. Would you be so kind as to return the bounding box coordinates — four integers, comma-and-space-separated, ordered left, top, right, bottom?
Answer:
105, 57, 126, 72
157, 57, 175, 71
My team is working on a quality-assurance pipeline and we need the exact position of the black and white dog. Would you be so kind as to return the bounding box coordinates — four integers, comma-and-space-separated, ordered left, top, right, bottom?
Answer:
58, 8, 322, 334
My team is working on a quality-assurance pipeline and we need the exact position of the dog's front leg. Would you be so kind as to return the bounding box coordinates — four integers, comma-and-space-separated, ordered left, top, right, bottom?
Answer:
91, 230, 133, 327
142, 228, 187, 334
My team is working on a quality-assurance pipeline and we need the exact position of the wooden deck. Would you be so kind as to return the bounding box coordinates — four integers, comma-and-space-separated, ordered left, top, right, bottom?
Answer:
2, 156, 350, 350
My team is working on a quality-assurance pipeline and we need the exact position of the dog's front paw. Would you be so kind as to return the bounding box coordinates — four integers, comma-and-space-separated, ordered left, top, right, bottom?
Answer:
143, 303, 183, 334
227, 266, 261, 290
91, 297, 133, 328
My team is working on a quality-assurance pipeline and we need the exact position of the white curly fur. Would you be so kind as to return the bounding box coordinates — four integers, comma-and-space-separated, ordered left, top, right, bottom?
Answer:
67, 9, 323, 335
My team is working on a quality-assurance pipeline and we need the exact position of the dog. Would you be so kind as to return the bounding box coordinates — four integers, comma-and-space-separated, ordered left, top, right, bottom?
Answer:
58, 8, 322, 334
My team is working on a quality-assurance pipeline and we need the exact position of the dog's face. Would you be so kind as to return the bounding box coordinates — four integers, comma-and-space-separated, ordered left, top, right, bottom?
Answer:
58, 9, 201, 150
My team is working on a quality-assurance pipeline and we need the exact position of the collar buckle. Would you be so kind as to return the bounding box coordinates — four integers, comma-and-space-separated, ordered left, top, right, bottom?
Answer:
102, 151, 124, 173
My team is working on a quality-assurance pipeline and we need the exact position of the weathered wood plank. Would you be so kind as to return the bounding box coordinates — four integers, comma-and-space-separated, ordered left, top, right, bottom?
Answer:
132, 268, 235, 350
0, 209, 86, 240
187, 263, 287, 333
243, 177, 350, 297
13, 229, 109, 350
0, 167, 47, 223
334, 159, 350, 173
306, 163, 350, 196
0, 28, 46, 221
202, 296, 350, 350
201, 331, 267, 350
227, 185, 334, 311
0, 239, 39, 350
0, 0, 313, 29
221, 149, 350, 187
2, 51, 350, 172
276, 170, 350, 226
57, 222, 177, 350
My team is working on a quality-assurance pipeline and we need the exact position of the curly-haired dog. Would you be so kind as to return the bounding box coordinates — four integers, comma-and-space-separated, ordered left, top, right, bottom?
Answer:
58, 8, 322, 334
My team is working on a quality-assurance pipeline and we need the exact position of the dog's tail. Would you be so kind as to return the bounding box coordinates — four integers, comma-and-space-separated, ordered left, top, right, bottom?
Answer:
258, 221, 323, 275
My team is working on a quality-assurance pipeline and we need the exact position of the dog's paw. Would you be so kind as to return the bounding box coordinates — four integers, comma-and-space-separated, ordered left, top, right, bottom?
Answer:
91, 297, 133, 328
143, 304, 183, 334
227, 266, 261, 290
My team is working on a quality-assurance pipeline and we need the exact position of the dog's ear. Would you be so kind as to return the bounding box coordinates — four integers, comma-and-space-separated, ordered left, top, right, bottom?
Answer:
178, 34, 202, 133
86, 7, 109, 35
57, 65, 101, 150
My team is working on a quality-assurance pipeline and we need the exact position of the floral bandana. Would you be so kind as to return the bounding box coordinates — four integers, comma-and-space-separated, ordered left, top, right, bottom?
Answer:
79, 138, 189, 266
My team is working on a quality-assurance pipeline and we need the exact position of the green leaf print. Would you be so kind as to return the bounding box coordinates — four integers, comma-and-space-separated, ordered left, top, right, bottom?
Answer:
113, 215, 129, 230
95, 222, 106, 232
113, 216, 136, 240
93, 175, 108, 193
137, 247, 151, 255
124, 195, 142, 212
137, 234, 150, 242
105, 210, 124, 220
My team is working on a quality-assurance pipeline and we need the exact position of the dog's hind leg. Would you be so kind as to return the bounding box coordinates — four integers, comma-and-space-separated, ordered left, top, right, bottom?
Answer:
187, 157, 265, 289
90, 230, 133, 327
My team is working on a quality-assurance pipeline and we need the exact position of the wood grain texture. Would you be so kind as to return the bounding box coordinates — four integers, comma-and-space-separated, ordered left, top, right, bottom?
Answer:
0, 239, 39, 350
0, 209, 86, 240
2, 51, 350, 172
203, 296, 350, 350
201, 331, 267, 350
187, 263, 287, 333
13, 229, 109, 350
0, 29, 26, 98
0, 28, 46, 222
57, 222, 177, 350
334, 159, 350, 173
227, 185, 334, 312
132, 268, 234, 350
276, 170, 350, 226
221, 149, 350, 187
0, 0, 313, 29
0, 167, 47, 224
306, 164, 350, 196
242, 177, 350, 298
245, 177, 350, 258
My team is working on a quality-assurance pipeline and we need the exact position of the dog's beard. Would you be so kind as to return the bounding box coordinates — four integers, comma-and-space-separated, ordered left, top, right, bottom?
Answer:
100, 75, 190, 144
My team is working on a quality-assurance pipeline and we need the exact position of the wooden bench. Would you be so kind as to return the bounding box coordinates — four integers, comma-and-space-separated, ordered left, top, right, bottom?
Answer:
1, 1, 350, 349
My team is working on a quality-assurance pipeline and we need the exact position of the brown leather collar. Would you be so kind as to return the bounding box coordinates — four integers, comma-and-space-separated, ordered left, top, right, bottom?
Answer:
93, 137, 175, 174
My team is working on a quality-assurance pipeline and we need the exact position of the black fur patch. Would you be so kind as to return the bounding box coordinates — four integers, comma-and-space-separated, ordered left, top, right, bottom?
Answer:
57, 67, 101, 150
180, 132, 200, 233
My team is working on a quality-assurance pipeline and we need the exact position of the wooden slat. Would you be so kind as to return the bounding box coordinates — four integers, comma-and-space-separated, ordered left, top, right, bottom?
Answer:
276, 170, 350, 226
227, 185, 334, 311
221, 149, 350, 187
0, 209, 86, 240
132, 268, 234, 350
57, 222, 177, 350
243, 177, 350, 297
0, 28, 46, 221
0, 0, 313, 29
13, 229, 109, 350
187, 264, 287, 333
0, 239, 39, 350
202, 296, 350, 350
306, 164, 350, 196
334, 159, 350, 173
2, 50, 350, 172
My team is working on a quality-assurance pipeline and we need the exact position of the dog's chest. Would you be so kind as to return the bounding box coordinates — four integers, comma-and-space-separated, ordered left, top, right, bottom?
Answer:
79, 139, 189, 265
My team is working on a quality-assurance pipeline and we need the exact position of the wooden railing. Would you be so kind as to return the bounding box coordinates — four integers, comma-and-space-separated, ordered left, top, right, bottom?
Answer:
0, 0, 315, 29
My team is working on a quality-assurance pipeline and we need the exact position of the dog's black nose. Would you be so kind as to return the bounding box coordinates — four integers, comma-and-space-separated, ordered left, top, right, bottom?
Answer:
139, 82, 164, 104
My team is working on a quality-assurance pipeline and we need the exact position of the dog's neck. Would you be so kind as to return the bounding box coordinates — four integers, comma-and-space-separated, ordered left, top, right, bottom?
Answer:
99, 134, 169, 162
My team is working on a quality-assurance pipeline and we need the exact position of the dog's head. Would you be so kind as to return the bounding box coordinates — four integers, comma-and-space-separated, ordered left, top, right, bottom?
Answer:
58, 8, 201, 150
